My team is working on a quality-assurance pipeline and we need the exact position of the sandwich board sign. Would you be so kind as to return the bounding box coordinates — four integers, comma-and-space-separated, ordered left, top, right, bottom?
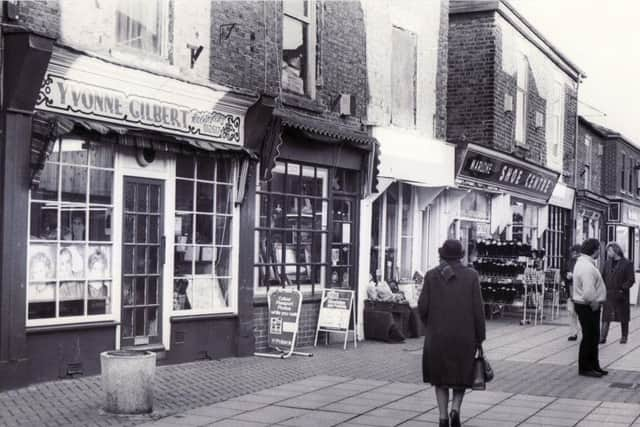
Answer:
314, 288, 357, 350
254, 288, 312, 359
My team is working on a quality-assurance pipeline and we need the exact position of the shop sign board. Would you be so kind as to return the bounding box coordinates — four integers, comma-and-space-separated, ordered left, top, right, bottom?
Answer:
314, 289, 357, 350
456, 144, 559, 202
267, 288, 302, 351
37, 73, 241, 144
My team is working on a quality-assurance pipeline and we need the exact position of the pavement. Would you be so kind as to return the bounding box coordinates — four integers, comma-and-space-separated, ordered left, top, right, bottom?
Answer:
2, 307, 640, 427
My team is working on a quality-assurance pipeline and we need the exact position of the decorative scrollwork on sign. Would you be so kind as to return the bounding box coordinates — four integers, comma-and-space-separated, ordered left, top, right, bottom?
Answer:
222, 115, 241, 142
36, 75, 53, 106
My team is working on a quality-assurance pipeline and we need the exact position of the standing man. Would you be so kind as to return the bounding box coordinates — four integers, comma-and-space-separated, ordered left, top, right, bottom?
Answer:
564, 245, 582, 341
572, 239, 607, 377
600, 242, 634, 344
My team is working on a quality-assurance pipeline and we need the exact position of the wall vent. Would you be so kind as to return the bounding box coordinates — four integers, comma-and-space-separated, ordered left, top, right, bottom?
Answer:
174, 330, 186, 344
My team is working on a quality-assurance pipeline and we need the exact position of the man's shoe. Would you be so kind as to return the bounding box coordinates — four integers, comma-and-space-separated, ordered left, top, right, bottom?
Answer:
439, 418, 450, 427
620, 336, 628, 344
599, 337, 607, 344
579, 370, 603, 378
450, 410, 461, 427
595, 368, 609, 376
568, 335, 578, 341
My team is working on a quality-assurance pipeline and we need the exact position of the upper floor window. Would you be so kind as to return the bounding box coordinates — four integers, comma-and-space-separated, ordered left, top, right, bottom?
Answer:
391, 26, 417, 128
636, 162, 640, 197
583, 135, 592, 190
548, 81, 565, 159
116, 0, 168, 57
282, 0, 316, 98
621, 153, 626, 192
630, 157, 635, 195
515, 54, 528, 146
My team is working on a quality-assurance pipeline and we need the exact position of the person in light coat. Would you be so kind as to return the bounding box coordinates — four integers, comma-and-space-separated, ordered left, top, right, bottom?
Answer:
572, 238, 607, 377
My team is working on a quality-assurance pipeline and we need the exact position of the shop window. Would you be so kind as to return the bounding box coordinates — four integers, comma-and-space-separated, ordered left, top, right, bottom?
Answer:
391, 26, 417, 128
28, 139, 114, 324
511, 199, 538, 245
515, 54, 528, 146
282, 0, 316, 97
460, 191, 491, 221
116, 0, 168, 57
543, 206, 568, 270
371, 182, 419, 283
547, 81, 564, 165
173, 156, 236, 313
255, 162, 328, 294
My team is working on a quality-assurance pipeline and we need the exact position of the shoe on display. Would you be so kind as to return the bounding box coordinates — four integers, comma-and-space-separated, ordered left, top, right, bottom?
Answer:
450, 410, 461, 427
620, 336, 628, 344
579, 370, 603, 378
568, 335, 578, 341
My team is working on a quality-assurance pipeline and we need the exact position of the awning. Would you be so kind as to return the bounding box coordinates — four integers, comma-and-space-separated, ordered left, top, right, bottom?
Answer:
374, 126, 455, 187
30, 112, 257, 188
548, 182, 575, 210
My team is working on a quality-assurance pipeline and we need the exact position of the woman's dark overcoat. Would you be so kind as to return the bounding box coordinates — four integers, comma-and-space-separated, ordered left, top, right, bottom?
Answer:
601, 257, 634, 323
418, 260, 486, 388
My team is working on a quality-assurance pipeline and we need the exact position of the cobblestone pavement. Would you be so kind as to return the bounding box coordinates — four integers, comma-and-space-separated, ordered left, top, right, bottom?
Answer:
1, 309, 640, 427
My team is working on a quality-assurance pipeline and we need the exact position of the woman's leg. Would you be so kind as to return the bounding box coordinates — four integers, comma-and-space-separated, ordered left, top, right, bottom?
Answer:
451, 388, 465, 413
600, 321, 609, 344
435, 386, 450, 420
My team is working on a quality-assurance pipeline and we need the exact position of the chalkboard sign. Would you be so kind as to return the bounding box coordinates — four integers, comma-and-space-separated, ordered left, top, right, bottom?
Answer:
315, 289, 357, 350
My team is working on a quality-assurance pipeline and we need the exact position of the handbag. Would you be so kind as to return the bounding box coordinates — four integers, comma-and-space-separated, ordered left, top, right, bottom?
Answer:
471, 346, 493, 391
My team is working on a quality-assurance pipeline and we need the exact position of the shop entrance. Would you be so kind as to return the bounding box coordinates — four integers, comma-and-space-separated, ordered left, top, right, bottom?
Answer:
121, 177, 164, 347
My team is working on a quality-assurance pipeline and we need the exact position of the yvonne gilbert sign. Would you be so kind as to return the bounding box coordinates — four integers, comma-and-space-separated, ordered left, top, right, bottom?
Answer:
37, 74, 241, 144
457, 144, 559, 202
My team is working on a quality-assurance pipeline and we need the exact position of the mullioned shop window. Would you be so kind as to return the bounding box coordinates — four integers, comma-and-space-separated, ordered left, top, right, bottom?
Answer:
28, 139, 114, 323
173, 156, 236, 312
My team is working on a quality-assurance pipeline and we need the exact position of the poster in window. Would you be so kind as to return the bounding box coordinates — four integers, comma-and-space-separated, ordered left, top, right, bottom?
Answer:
29, 244, 56, 282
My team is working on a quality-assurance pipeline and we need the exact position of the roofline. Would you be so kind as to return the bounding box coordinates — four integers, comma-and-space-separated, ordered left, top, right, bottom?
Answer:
450, 0, 586, 80
579, 116, 639, 150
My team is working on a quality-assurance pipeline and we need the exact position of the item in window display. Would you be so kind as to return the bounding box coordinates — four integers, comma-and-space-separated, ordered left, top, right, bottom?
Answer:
88, 281, 108, 298
331, 270, 339, 285
29, 250, 55, 282
58, 246, 84, 278
342, 271, 349, 287
30, 282, 55, 301
59, 281, 83, 299
173, 279, 192, 310
63, 213, 86, 241
88, 247, 109, 278
331, 248, 340, 266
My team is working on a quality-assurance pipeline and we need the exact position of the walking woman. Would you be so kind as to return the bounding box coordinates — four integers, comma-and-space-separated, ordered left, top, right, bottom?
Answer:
418, 240, 486, 427
601, 242, 634, 344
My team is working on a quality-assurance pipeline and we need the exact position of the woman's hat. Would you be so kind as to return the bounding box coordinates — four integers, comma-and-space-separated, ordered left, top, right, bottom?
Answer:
438, 239, 465, 260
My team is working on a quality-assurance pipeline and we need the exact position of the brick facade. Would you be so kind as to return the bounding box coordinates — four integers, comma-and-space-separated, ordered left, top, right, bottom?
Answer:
576, 119, 605, 195
447, 5, 580, 178
435, 0, 449, 139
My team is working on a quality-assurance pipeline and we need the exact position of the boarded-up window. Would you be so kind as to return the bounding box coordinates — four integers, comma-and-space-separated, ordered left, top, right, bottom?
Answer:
391, 26, 417, 127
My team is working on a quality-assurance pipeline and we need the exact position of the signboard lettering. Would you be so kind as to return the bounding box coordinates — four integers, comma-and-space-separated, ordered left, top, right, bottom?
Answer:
37, 74, 241, 144
457, 146, 559, 202
315, 289, 357, 350
266, 289, 302, 350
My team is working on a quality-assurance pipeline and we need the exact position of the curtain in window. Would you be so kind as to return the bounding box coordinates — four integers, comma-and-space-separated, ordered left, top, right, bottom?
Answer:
116, 0, 161, 54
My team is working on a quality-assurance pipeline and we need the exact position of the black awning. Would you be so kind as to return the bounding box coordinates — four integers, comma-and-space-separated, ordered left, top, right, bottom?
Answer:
30, 112, 257, 187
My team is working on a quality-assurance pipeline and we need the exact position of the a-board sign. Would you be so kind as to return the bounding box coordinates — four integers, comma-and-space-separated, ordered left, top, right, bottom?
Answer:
317, 289, 353, 331
267, 288, 303, 350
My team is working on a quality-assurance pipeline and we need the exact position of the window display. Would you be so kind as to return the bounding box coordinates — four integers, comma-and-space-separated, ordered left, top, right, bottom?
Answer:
173, 155, 235, 312
27, 139, 114, 322
511, 199, 539, 245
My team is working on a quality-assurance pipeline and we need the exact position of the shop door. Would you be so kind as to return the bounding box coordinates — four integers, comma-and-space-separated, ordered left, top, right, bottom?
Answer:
121, 177, 164, 347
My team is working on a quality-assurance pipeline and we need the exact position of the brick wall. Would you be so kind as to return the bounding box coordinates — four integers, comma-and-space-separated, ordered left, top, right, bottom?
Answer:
602, 138, 640, 200
447, 12, 496, 146
253, 301, 320, 351
16, 0, 60, 38
602, 139, 618, 196
435, 0, 449, 139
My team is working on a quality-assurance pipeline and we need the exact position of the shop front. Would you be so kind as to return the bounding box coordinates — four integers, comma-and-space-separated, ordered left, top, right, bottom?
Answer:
9, 45, 259, 387
251, 108, 377, 349
544, 182, 575, 271
575, 189, 607, 249
358, 126, 456, 339
607, 200, 640, 305
454, 143, 560, 316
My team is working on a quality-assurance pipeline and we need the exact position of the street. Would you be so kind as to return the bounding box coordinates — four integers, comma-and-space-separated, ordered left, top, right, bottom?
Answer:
2, 309, 640, 427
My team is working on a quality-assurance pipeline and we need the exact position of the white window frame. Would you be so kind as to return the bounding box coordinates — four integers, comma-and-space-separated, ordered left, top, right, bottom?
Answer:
26, 138, 116, 327
515, 54, 528, 146
282, 0, 317, 99
170, 158, 240, 317
253, 161, 328, 296
114, 0, 170, 59
391, 25, 418, 128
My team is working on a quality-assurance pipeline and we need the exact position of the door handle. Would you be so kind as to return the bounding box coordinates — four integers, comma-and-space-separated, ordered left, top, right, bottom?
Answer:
161, 235, 166, 266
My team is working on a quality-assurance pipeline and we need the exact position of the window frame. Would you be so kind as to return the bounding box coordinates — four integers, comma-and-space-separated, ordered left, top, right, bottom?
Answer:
114, 0, 170, 59
391, 25, 418, 128
584, 134, 592, 191
621, 152, 627, 193
254, 161, 329, 297
26, 138, 116, 327
171, 157, 239, 317
281, 0, 317, 99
